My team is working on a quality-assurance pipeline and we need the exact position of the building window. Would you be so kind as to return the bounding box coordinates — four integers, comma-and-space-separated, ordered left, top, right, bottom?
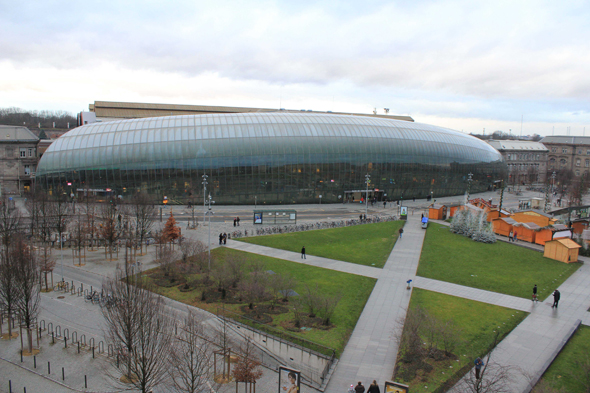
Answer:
562, 148, 568, 153
576, 170, 580, 176
20, 148, 26, 158
24, 165, 30, 175
552, 148, 557, 153
579, 150, 583, 155
577, 159, 581, 167
28, 148, 34, 157
586, 160, 589, 168
560, 159, 567, 166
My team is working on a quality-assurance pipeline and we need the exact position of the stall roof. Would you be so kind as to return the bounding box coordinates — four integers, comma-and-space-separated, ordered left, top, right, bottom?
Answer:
515, 222, 542, 230
499, 217, 518, 225
555, 238, 581, 249
553, 224, 569, 231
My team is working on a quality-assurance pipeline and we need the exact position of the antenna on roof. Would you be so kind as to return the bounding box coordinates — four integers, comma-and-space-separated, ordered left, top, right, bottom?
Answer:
384, 108, 390, 114
373, 108, 377, 115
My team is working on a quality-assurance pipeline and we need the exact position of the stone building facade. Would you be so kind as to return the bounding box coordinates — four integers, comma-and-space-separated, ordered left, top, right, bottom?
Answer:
0, 125, 39, 196
487, 140, 548, 185
541, 136, 590, 177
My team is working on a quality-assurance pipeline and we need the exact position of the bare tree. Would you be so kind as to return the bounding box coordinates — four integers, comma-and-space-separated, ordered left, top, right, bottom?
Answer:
158, 245, 179, 278
130, 193, 156, 255
318, 293, 341, 326
0, 196, 22, 261
101, 265, 173, 392
238, 269, 270, 312
169, 309, 217, 393
38, 246, 56, 291
99, 202, 120, 261
232, 337, 263, 393
13, 237, 40, 354
301, 283, 322, 318
0, 242, 18, 339
267, 273, 297, 309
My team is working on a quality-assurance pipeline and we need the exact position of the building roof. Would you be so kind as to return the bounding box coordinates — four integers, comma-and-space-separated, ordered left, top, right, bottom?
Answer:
514, 222, 542, 230
541, 136, 590, 145
555, 238, 581, 249
487, 140, 548, 151
0, 125, 39, 142
90, 100, 415, 122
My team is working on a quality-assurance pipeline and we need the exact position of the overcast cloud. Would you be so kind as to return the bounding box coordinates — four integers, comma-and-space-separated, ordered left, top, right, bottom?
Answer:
1, 0, 589, 135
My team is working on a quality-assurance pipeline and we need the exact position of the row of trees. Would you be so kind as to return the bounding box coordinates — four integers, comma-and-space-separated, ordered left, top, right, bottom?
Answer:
101, 263, 264, 393
0, 198, 41, 355
0, 107, 75, 129
450, 210, 496, 243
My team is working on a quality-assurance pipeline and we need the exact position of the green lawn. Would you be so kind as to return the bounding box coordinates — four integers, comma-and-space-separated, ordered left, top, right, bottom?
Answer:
417, 223, 580, 299
236, 221, 404, 267
148, 247, 376, 356
538, 325, 590, 392
395, 288, 528, 393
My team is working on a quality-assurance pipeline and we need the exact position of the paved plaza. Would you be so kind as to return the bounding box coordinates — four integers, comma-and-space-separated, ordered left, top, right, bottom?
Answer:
2, 188, 590, 392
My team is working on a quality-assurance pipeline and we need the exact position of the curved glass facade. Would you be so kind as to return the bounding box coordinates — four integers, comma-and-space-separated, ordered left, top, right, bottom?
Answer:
36, 113, 506, 204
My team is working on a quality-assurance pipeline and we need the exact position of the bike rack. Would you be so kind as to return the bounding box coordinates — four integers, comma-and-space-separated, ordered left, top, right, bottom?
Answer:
63, 328, 69, 340
71, 286, 76, 295
108, 344, 114, 357
47, 322, 53, 335
80, 334, 86, 347
72, 331, 78, 344
39, 320, 46, 331
89, 337, 95, 349
55, 325, 61, 338
98, 341, 104, 354
84, 289, 89, 297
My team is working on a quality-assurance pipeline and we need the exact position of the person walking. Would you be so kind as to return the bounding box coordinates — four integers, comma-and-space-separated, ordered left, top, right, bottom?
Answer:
474, 357, 484, 379
532, 284, 538, 302
354, 381, 365, 393
223, 233, 227, 245
219, 233, 223, 245
237, 216, 240, 226
233, 218, 237, 227
301, 246, 306, 259
513, 231, 518, 242
359, 214, 363, 221
509, 230, 513, 242
398, 228, 403, 239
367, 380, 380, 393
552, 289, 560, 308
383, 200, 387, 208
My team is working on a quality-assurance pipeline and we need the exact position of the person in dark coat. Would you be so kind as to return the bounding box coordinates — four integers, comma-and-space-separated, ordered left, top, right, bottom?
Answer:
219, 233, 223, 245
474, 357, 484, 379
367, 380, 380, 393
398, 228, 403, 239
532, 284, 538, 302
223, 233, 227, 245
233, 218, 237, 227
237, 217, 240, 226
354, 381, 365, 393
301, 246, 306, 259
552, 290, 560, 307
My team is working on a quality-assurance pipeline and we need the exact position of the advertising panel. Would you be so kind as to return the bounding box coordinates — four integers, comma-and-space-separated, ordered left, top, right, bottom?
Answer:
278, 366, 300, 393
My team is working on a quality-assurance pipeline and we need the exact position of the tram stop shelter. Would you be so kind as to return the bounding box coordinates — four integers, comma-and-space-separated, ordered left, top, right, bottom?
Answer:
253, 210, 297, 225
544, 238, 581, 263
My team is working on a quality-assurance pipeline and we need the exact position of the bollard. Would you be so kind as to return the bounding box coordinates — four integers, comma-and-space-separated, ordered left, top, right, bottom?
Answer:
62, 367, 65, 381
78, 341, 80, 354
52, 332, 54, 344
33, 356, 36, 369
92, 346, 95, 359
64, 337, 68, 349
9, 380, 12, 393
23, 388, 26, 393
48, 362, 51, 375
85, 375, 87, 388
20, 350, 23, 363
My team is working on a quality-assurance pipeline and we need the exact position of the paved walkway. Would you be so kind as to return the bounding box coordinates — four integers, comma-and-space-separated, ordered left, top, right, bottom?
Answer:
226, 241, 382, 278
324, 214, 426, 392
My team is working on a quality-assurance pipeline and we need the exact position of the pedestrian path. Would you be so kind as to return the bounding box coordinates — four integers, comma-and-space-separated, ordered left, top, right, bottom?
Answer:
450, 256, 590, 392
413, 276, 534, 312
325, 215, 426, 393
225, 240, 382, 278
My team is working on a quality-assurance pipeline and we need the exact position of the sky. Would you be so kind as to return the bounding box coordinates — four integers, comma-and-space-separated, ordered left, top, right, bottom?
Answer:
1, 0, 589, 136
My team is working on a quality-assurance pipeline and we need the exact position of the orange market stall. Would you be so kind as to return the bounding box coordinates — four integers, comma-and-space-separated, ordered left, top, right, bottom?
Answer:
543, 238, 581, 263
513, 222, 540, 243
492, 217, 517, 237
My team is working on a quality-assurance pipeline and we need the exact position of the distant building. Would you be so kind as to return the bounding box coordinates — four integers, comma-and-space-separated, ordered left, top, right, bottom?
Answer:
78, 100, 415, 124
541, 136, 590, 177
0, 125, 39, 195
487, 140, 548, 184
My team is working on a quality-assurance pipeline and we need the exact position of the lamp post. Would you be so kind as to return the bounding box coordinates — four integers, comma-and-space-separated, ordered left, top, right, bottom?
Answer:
365, 173, 370, 217
201, 174, 208, 227
206, 193, 214, 270
255, 195, 257, 208
319, 195, 322, 205
466, 173, 473, 204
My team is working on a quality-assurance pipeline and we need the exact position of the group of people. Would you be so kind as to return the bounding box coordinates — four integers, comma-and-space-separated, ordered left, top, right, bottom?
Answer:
218, 233, 228, 245
508, 230, 518, 242
233, 217, 240, 226
348, 380, 381, 393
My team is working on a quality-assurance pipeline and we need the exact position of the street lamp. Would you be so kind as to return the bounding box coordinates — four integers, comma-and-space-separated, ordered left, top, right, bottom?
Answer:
365, 173, 370, 217
202, 174, 208, 226
319, 195, 322, 205
205, 193, 214, 270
